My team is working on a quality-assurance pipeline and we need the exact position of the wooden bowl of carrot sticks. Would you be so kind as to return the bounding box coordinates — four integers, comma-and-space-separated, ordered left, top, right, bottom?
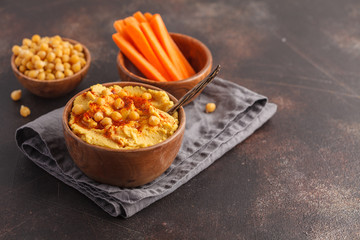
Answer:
113, 12, 212, 102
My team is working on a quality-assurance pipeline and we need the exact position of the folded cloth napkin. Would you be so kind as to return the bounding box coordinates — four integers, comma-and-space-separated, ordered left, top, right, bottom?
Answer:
15, 77, 277, 218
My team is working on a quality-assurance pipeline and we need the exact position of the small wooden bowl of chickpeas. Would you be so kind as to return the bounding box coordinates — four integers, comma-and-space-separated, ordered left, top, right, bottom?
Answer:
11, 34, 91, 98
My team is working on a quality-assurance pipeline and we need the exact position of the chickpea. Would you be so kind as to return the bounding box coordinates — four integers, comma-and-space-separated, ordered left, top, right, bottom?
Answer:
70, 55, 80, 64
31, 34, 41, 43
71, 62, 81, 73
55, 62, 64, 72
148, 116, 160, 126
14, 57, 22, 66
40, 42, 49, 51
205, 103, 216, 113
74, 43, 83, 52
64, 62, 71, 69
55, 71, 64, 79
37, 72, 46, 80
63, 47, 71, 55
54, 48, 63, 57
46, 52, 56, 62
120, 108, 130, 119
112, 85, 122, 94
71, 49, 79, 56
80, 57, 86, 67
12, 45, 21, 55
119, 90, 128, 97
19, 49, 27, 58
37, 50, 47, 60
142, 92, 152, 100
129, 111, 140, 121
72, 104, 85, 115
62, 54, 70, 63
54, 57, 62, 64
24, 50, 33, 60
93, 111, 104, 122
21, 58, 28, 67
53, 35, 61, 41
22, 38, 32, 47
34, 60, 45, 69
86, 91, 96, 100
87, 119, 98, 128
26, 61, 34, 70
20, 105, 31, 117
101, 89, 112, 96
113, 98, 124, 109
46, 62, 55, 71
95, 97, 105, 106
46, 73, 55, 80
110, 111, 122, 121
64, 69, 74, 77
106, 96, 115, 105
28, 70, 39, 78
19, 65, 26, 73
100, 117, 112, 126
10, 89, 22, 101
31, 55, 41, 64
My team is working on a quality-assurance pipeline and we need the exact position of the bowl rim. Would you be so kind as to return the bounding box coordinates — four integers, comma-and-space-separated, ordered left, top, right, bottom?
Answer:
62, 81, 186, 153
11, 37, 91, 84
116, 32, 212, 84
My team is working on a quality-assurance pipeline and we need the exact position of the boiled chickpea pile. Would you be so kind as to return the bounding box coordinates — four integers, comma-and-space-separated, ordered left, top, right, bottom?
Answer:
12, 35, 86, 80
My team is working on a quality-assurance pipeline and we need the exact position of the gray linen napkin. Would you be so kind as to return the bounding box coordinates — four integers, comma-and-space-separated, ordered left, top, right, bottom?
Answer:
15, 77, 277, 218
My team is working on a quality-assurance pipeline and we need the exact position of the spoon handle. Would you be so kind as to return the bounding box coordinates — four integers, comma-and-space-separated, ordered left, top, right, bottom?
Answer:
167, 65, 221, 116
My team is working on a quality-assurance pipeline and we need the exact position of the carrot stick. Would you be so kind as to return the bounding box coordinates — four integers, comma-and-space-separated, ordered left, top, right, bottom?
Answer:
170, 36, 196, 77
144, 12, 153, 22
133, 11, 147, 23
140, 22, 182, 81
113, 20, 133, 43
150, 14, 195, 79
124, 16, 139, 27
124, 22, 171, 80
112, 33, 167, 82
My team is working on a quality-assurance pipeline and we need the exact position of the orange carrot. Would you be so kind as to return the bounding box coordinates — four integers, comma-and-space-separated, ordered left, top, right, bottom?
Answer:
124, 16, 139, 27
140, 22, 182, 81
150, 14, 195, 79
144, 12, 153, 22
113, 20, 133, 43
112, 33, 167, 82
133, 11, 147, 23
124, 21, 171, 80
170, 37, 196, 76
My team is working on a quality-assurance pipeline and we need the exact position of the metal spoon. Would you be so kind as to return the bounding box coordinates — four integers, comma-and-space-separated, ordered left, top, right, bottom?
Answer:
167, 65, 221, 115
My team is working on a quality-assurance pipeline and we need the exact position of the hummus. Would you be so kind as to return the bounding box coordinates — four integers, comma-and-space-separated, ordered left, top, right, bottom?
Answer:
69, 84, 179, 149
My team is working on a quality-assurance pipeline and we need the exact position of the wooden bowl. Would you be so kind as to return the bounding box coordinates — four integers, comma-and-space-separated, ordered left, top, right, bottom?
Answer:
11, 38, 91, 98
62, 81, 186, 187
117, 33, 212, 103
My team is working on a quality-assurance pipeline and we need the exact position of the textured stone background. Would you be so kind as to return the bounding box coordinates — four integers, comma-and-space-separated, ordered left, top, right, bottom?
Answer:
1, 0, 360, 239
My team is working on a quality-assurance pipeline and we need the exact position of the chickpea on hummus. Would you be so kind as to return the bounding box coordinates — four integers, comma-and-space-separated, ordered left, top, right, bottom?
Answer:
69, 84, 179, 149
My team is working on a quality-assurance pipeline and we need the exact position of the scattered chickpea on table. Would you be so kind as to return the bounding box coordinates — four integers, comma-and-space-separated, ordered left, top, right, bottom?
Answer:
20, 105, 31, 117
205, 103, 216, 113
12, 34, 86, 80
10, 89, 22, 101
10, 89, 31, 118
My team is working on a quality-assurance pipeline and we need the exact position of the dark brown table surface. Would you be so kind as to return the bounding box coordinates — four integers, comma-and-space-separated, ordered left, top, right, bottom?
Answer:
2, 0, 360, 239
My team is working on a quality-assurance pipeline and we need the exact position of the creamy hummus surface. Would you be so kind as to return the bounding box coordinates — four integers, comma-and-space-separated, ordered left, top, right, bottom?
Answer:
69, 84, 179, 149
